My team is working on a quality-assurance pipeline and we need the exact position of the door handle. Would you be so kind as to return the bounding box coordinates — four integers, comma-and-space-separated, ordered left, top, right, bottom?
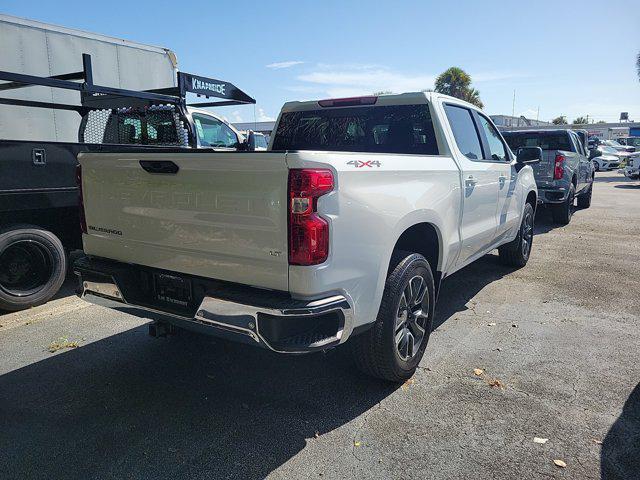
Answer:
498, 174, 507, 187
139, 160, 179, 174
465, 175, 478, 186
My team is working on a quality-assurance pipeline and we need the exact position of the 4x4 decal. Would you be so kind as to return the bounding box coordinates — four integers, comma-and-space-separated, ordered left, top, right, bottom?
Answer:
347, 160, 381, 168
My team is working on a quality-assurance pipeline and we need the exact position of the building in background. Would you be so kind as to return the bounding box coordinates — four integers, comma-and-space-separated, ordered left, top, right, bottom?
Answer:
490, 115, 550, 128
495, 120, 640, 140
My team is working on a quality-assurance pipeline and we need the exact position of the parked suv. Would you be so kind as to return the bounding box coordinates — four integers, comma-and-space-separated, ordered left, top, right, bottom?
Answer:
502, 129, 594, 224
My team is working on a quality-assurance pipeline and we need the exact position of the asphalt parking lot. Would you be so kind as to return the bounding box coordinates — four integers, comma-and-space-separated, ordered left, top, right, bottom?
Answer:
0, 171, 638, 480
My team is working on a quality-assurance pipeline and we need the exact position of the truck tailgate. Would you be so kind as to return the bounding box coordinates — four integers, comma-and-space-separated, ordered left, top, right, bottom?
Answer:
533, 150, 556, 181
79, 151, 289, 291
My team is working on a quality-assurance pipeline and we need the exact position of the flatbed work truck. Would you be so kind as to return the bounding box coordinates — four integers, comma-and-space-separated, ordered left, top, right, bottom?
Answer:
0, 52, 257, 311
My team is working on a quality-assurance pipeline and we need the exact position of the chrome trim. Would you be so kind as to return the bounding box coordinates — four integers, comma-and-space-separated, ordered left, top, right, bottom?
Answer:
79, 280, 353, 354
82, 280, 123, 301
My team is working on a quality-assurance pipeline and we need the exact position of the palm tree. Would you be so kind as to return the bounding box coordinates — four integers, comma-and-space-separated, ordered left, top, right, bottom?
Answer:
462, 88, 484, 108
434, 67, 483, 107
552, 116, 568, 125
434, 67, 472, 99
573, 116, 588, 125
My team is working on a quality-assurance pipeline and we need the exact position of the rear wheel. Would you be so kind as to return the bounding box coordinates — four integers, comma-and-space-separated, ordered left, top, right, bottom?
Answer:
577, 182, 593, 209
593, 161, 600, 172
552, 183, 575, 225
499, 202, 535, 268
351, 252, 435, 382
0, 226, 66, 311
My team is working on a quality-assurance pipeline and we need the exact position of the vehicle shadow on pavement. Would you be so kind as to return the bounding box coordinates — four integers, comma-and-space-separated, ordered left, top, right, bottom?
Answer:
532, 206, 587, 236
593, 175, 631, 184
0, 328, 398, 480
434, 254, 509, 330
601, 382, 640, 479
613, 184, 640, 189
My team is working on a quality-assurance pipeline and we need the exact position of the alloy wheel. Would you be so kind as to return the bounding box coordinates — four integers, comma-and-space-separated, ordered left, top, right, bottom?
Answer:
395, 275, 429, 360
521, 209, 534, 260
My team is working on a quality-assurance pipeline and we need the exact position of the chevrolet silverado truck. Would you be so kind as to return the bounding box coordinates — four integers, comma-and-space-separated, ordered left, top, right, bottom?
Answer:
74, 92, 541, 382
502, 129, 594, 225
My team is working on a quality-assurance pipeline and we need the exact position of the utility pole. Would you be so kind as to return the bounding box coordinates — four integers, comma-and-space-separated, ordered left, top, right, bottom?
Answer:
512, 90, 516, 117
537, 106, 540, 121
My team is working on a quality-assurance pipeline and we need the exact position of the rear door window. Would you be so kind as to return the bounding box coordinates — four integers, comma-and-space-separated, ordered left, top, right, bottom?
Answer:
476, 113, 508, 161
443, 104, 483, 160
272, 104, 439, 154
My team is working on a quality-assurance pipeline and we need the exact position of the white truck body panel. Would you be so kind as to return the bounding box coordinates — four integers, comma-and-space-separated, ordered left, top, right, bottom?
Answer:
79, 93, 537, 334
80, 151, 289, 291
0, 14, 177, 142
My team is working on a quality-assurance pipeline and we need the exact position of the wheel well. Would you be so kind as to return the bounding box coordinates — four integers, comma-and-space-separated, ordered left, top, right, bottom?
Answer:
572, 175, 577, 187
526, 190, 537, 207
391, 223, 440, 278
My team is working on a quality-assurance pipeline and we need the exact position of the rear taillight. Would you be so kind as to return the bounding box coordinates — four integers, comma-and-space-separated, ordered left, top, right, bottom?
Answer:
554, 154, 565, 180
76, 164, 87, 234
288, 169, 334, 265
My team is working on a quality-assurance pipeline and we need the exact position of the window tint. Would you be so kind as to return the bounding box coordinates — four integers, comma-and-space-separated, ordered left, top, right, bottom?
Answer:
502, 132, 572, 151
193, 114, 238, 148
444, 105, 483, 160
572, 132, 585, 155
255, 135, 268, 148
477, 114, 508, 161
100, 109, 179, 145
272, 104, 439, 154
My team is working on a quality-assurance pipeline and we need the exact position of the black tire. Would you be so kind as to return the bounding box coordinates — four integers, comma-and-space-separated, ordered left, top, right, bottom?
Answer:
0, 226, 67, 311
351, 251, 435, 382
577, 182, 593, 209
551, 183, 575, 225
593, 162, 600, 172
498, 202, 535, 268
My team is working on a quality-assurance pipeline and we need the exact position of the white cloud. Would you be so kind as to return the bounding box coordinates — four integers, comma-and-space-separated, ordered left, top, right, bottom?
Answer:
230, 110, 244, 123
256, 108, 275, 122
296, 64, 435, 96
266, 60, 305, 69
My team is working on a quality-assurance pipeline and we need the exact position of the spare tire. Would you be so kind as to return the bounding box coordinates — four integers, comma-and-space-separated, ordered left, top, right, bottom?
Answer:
0, 226, 67, 311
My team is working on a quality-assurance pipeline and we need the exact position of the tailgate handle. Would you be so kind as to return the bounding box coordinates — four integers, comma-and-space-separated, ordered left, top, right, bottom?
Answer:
139, 160, 179, 174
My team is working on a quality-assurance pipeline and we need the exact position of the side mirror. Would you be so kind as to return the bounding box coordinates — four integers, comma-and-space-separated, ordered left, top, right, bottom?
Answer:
516, 146, 542, 164
246, 131, 256, 152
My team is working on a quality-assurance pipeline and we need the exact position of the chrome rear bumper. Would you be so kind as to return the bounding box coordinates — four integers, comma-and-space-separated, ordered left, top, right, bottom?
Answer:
76, 259, 353, 354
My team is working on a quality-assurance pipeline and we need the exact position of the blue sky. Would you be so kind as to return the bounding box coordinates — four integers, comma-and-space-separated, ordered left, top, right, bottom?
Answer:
3, 0, 639, 124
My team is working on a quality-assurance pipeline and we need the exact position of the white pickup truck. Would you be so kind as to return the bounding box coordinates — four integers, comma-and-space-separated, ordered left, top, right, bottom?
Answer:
74, 92, 541, 381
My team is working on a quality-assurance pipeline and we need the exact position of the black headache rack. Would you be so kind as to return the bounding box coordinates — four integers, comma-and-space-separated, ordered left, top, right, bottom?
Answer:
0, 53, 256, 146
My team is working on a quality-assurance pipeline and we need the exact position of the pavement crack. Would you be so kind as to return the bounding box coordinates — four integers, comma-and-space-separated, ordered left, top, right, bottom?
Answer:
351, 400, 382, 461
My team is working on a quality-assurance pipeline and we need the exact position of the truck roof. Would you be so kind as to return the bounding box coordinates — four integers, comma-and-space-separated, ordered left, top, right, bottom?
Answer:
502, 129, 572, 135
279, 91, 477, 113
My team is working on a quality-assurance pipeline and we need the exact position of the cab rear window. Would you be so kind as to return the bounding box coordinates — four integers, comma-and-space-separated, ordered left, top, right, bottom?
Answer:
502, 132, 572, 152
272, 104, 439, 154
